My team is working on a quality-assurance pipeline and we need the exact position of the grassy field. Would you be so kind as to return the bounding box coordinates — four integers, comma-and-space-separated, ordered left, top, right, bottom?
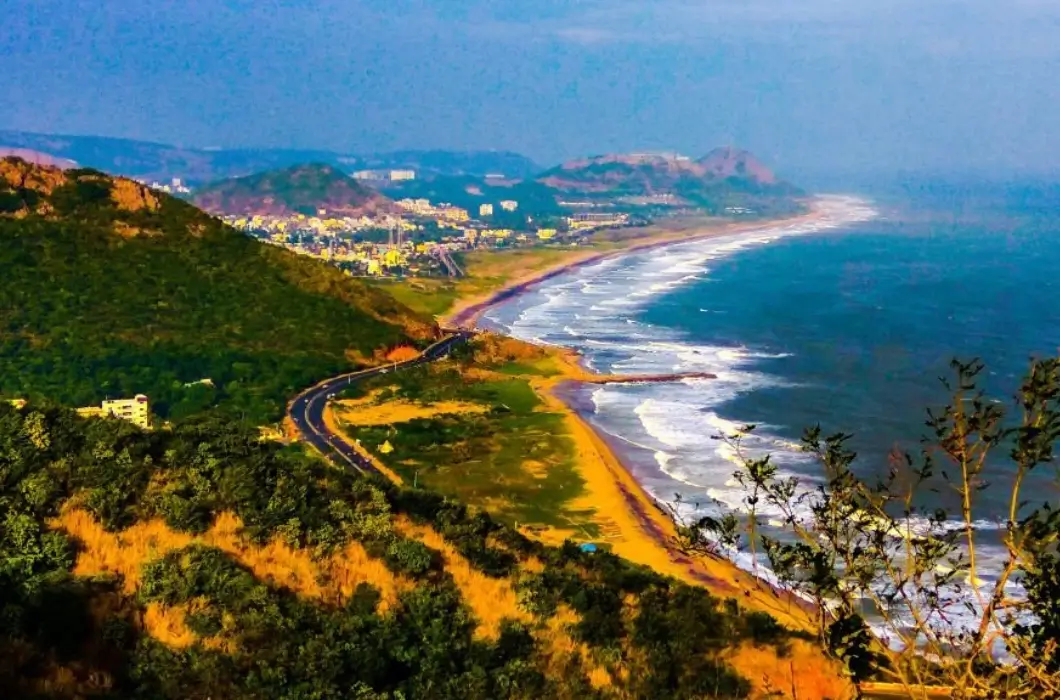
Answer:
332, 347, 599, 536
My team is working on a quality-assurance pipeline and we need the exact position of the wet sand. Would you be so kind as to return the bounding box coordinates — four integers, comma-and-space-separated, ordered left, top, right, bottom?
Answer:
535, 346, 817, 630
444, 202, 827, 330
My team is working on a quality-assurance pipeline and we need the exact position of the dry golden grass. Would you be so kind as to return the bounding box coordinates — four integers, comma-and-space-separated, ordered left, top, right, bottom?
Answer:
534, 603, 615, 691
394, 516, 531, 639
321, 540, 412, 611
588, 664, 615, 690
143, 602, 198, 649
52, 508, 412, 645
334, 398, 488, 427
55, 509, 195, 593
730, 641, 856, 700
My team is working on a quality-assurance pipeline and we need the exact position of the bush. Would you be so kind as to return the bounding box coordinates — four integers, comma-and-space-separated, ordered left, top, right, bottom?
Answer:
383, 537, 440, 577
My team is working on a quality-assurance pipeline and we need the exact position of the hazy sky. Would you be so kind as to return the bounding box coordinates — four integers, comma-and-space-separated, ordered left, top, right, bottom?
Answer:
4, 0, 1059, 174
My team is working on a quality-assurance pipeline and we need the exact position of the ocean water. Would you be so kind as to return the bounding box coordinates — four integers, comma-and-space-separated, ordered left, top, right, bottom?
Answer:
483, 179, 1060, 632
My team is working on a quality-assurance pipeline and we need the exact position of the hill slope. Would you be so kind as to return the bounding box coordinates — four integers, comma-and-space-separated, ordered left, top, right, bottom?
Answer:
0, 157, 434, 421
537, 148, 802, 213
192, 163, 392, 217
0, 406, 843, 699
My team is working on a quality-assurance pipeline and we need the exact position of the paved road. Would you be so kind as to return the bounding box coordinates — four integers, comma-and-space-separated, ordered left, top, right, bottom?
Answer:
288, 332, 471, 475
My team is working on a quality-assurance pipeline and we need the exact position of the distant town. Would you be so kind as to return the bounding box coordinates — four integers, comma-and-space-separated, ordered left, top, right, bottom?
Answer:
221, 204, 630, 278
127, 150, 778, 279
177, 171, 638, 279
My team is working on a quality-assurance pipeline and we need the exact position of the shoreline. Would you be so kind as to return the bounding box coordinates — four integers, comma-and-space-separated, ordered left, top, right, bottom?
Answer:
537, 348, 817, 629
443, 201, 828, 329
449, 202, 840, 626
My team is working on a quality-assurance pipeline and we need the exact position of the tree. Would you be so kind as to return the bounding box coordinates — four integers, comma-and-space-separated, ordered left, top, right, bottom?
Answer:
674, 358, 1060, 698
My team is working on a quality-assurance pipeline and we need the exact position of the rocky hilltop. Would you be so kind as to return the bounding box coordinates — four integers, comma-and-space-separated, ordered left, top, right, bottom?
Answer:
192, 163, 393, 217
536, 147, 800, 212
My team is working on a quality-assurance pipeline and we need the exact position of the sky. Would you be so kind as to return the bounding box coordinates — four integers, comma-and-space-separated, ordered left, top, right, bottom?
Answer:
3, 0, 1059, 176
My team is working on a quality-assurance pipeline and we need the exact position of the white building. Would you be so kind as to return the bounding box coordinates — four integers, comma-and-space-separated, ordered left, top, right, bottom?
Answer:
77, 394, 152, 429
500, 200, 518, 212
479, 203, 494, 217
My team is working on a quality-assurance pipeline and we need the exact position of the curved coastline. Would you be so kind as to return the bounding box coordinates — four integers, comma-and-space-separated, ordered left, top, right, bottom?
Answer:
448, 199, 842, 626
443, 201, 829, 330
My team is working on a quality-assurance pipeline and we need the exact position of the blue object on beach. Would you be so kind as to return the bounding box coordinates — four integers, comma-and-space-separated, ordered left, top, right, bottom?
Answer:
580, 543, 598, 553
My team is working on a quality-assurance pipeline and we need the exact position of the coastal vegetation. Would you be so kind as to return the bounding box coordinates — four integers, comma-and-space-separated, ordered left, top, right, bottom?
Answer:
678, 358, 1060, 698
0, 158, 432, 423
0, 401, 823, 698
331, 336, 595, 535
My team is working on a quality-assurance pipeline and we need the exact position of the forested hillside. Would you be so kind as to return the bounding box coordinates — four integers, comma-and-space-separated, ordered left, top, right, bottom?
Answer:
192, 164, 392, 217
0, 158, 433, 422
0, 404, 816, 699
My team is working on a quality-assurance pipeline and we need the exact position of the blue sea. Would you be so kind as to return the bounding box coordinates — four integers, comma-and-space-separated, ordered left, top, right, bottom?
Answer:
483, 179, 1060, 631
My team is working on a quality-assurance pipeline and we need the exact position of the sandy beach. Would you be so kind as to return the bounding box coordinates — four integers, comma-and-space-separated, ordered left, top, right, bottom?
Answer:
532, 346, 817, 628
443, 202, 828, 330
445, 202, 837, 628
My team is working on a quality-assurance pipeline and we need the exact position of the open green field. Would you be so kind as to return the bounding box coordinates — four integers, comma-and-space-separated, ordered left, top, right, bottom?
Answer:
334, 361, 597, 535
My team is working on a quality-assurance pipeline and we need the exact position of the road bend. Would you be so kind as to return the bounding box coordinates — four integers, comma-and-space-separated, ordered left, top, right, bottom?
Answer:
287, 332, 472, 476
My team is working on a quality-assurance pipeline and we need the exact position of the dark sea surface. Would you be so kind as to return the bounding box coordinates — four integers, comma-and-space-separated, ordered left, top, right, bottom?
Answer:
483, 180, 1060, 628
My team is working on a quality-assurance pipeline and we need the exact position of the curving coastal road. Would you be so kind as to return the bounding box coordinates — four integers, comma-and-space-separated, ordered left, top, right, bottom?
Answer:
288, 332, 472, 475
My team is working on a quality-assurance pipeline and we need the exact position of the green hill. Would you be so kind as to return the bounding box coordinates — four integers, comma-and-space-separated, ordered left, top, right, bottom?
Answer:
0, 157, 434, 422
0, 405, 816, 699
192, 163, 392, 217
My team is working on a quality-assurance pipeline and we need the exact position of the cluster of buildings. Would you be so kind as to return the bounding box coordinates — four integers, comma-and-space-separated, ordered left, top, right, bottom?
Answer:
395, 199, 470, 223
220, 194, 636, 278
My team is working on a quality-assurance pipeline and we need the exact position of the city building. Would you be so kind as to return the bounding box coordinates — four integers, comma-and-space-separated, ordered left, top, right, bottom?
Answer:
438, 206, 470, 222
389, 169, 416, 181
500, 200, 518, 212
77, 395, 152, 429
536, 228, 558, 240
479, 203, 494, 217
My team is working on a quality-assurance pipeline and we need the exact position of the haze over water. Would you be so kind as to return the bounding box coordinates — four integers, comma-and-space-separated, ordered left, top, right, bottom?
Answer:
484, 178, 1060, 626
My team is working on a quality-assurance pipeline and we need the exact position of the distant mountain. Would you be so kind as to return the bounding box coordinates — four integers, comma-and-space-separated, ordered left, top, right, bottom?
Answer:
0, 157, 433, 421
537, 148, 802, 213
0, 130, 541, 184
192, 163, 392, 217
